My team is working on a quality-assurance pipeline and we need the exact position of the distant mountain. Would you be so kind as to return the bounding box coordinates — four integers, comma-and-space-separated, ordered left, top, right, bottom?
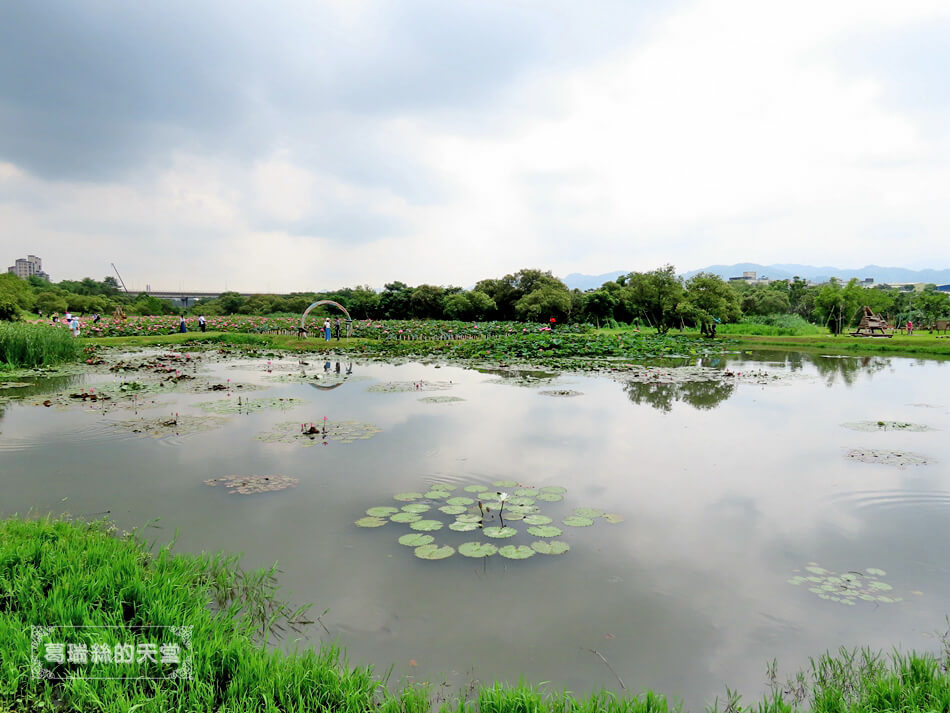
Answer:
683, 264, 950, 284
561, 271, 627, 290
562, 264, 950, 290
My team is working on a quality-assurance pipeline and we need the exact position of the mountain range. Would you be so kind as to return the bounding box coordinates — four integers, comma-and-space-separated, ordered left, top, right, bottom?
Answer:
561, 264, 950, 290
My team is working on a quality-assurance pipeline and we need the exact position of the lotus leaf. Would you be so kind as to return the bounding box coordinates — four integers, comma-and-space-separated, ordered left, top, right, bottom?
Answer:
458, 542, 498, 558
393, 492, 423, 502
514, 488, 539, 496
493, 479, 518, 487
527, 525, 563, 538
531, 541, 570, 555
446, 496, 474, 506
483, 526, 517, 539
410, 519, 443, 532
789, 562, 903, 606
574, 507, 604, 518
464, 485, 488, 493
401, 503, 431, 514
449, 520, 480, 532
540, 486, 567, 494
562, 516, 594, 527
498, 545, 535, 560
390, 512, 422, 524
603, 513, 624, 524
456, 514, 482, 523
866, 568, 886, 576
439, 505, 467, 515
355, 517, 387, 528
536, 493, 563, 502
523, 514, 553, 526
423, 491, 448, 500
366, 506, 398, 517
509, 496, 535, 506
419, 396, 465, 403
414, 544, 454, 560
398, 533, 434, 547
204, 474, 299, 495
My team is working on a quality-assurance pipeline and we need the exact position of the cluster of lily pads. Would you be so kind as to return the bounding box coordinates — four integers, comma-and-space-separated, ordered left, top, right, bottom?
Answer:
788, 564, 902, 605
539, 389, 583, 398
845, 449, 931, 468
841, 420, 932, 432
355, 480, 621, 561
368, 380, 454, 393
196, 396, 305, 415
418, 396, 465, 404
257, 419, 381, 446
111, 413, 229, 438
204, 474, 299, 495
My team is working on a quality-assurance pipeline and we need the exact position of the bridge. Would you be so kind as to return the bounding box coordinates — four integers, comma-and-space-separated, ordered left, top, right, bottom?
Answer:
143, 290, 289, 307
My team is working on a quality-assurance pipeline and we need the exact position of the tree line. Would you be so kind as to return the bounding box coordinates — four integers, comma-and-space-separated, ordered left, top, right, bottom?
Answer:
2, 267, 948, 332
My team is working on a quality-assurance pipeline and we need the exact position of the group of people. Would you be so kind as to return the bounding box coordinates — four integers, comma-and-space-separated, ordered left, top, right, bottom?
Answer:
49, 311, 89, 336
322, 317, 342, 341
178, 315, 207, 333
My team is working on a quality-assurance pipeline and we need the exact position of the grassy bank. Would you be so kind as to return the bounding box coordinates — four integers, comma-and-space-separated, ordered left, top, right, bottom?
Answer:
0, 322, 82, 369
3, 517, 950, 713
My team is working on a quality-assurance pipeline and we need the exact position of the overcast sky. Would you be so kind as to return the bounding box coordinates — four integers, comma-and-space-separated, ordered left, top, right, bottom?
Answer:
2, 0, 949, 292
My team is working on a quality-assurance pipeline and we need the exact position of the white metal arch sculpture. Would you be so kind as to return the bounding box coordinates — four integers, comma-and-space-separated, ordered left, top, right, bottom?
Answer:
301, 300, 353, 337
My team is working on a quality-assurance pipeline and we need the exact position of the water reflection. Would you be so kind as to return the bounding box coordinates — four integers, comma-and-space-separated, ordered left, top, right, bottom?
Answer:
624, 379, 735, 412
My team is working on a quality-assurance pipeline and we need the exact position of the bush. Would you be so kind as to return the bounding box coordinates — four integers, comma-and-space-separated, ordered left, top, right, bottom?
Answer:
0, 295, 19, 321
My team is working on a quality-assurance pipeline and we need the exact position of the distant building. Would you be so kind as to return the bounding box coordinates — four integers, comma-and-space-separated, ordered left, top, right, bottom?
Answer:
7, 255, 50, 281
728, 270, 771, 285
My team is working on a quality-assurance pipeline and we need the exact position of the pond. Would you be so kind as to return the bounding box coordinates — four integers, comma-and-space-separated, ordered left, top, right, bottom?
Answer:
1, 350, 949, 709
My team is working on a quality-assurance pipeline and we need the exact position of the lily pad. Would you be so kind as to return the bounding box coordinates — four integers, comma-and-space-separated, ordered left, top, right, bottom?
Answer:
449, 520, 480, 532
401, 503, 431, 514
603, 513, 624, 524
789, 562, 903, 606
527, 525, 563, 538
514, 488, 539, 496
369, 380, 454, 393
523, 514, 553, 526
393, 492, 424, 502
419, 396, 465, 403
493, 479, 518, 487
456, 514, 482, 523
509, 496, 535, 506
410, 519, 443, 532
204, 474, 298, 495
355, 516, 387, 528
539, 389, 583, 397
257, 420, 382, 447
414, 544, 454, 560
366, 506, 398, 517
464, 485, 488, 493
531, 540, 570, 555
398, 533, 434, 547
439, 505, 467, 515
536, 493, 564, 502
866, 568, 886, 576
563, 516, 594, 527
845, 449, 931, 467
446, 496, 474, 506
483, 526, 517, 539
458, 542, 498, 558
196, 396, 305, 415
841, 420, 933, 432
540, 486, 567, 494
423, 490, 448, 500
390, 512, 422, 524
574, 507, 604, 518
498, 545, 535, 560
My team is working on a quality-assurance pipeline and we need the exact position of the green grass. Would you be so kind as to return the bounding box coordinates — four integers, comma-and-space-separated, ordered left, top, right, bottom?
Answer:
716, 315, 826, 337
0, 322, 82, 368
3, 516, 950, 712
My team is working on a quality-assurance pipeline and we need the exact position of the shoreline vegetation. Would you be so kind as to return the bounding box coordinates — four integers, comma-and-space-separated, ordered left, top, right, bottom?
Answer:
3, 516, 950, 713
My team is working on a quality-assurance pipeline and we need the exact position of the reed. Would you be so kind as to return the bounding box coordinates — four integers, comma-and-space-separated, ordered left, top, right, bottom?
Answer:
0, 322, 82, 367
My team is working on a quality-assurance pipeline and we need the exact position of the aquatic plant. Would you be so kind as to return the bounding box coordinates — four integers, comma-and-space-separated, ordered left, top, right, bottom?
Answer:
111, 413, 229, 439
257, 419, 381, 446
788, 563, 903, 605
205, 475, 299, 495
357, 481, 619, 562
418, 395, 466, 403
0, 323, 82, 368
841, 420, 933, 432
845, 449, 932, 467
368, 380, 454, 393
196, 396, 306, 415
539, 389, 583, 397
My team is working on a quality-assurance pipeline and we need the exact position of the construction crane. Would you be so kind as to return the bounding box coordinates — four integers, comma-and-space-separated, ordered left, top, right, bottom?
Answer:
111, 263, 130, 293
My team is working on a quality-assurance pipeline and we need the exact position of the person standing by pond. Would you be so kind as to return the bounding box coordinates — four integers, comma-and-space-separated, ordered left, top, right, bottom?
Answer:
179, 315, 187, 333
324, 318, 331, 342
199, 315, 206, 332
907, 320, 914, 336
334, 317, 341, 341
549, 316, 556, 330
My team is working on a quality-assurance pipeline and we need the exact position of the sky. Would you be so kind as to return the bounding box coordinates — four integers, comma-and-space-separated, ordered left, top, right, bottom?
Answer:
2, 0, 949, 293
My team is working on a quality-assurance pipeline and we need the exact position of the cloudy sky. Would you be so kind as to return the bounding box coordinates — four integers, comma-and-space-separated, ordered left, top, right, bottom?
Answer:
2, 0, 949, 292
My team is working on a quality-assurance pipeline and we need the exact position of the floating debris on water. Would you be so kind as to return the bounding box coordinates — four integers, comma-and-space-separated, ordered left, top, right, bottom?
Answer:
845, 449, 932, 468
111, 413, 229, 439
788, 563, 903, 605
418, 396, 466, 403
539, 390, 583, 397
0, 382, 32, 389
205, 474, 299, 495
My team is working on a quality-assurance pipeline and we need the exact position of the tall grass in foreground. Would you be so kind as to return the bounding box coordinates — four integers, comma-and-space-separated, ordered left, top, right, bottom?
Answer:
3, 516, 950, 712
0, 322, 81, 368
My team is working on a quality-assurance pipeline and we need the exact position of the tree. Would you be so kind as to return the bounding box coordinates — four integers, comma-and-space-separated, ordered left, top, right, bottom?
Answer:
621, 265, 684, 333
914, 290, 950, 329
35, 292, 68, 315
813, 279, 864, 335
217, 292, 246, 315
378, 282, 413, 319
682, 273, 740, 337
582, 289, 619, 326
346, 286, 381, 319
410, 285, 445, 319
514, 285, 572, 322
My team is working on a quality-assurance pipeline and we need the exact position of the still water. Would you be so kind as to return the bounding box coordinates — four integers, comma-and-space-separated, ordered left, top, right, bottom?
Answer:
1, 351, 949, 709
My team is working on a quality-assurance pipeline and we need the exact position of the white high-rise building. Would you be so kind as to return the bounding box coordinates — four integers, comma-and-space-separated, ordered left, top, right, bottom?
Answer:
7, 255, 50, 281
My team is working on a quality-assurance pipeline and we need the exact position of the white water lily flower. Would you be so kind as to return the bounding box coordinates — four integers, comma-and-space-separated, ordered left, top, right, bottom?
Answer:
498, 492, 510, 502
